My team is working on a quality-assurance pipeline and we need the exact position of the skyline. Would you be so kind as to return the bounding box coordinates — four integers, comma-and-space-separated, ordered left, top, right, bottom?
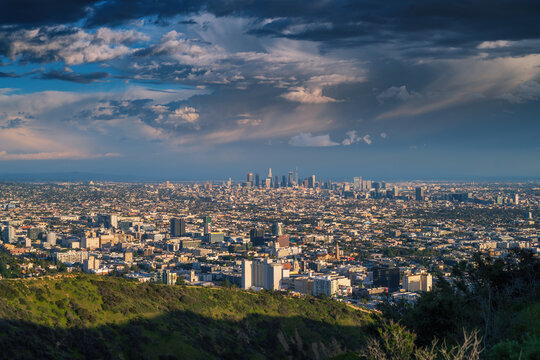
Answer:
1, 1, 540, 179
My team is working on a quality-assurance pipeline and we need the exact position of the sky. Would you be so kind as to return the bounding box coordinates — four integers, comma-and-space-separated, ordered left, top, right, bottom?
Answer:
0, 0, 539, 181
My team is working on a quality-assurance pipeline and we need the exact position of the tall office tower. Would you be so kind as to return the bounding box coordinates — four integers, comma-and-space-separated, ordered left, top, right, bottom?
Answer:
295, 168, 298, 184
372, 182, 380, 191
268, 168, 272, 178
46, 232, 56, 246
203, 216, 212, 235
247, 172, 253, 184
166, 180, 171, 188
308, 175, 316, 188
272, 222, 284, 236
393, 186, 399, 197
281, 175, 287, 187
264, 178, 272, 188
3, 226, 15, 243
381, 182, 386, 189
353, 177, 362, 189
288, 172, 294, 187
514, 194, 520, 205
227, 178, 232, 187
415, 187, 425, 201
372, 266, 400, 292
250, 228, 265, 246
274, 175, 279, 188
170, 218, 186, 237
255, 173, 260, 187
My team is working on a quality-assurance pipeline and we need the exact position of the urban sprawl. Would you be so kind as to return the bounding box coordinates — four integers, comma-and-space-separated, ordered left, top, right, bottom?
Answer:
0, 170, 538, 309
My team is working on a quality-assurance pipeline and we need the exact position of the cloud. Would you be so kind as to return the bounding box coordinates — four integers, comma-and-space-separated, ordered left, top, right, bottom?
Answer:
282, 87, 339, 104
500, 81, 540, 103
362, 134, 372, 144
0, 71, 20, 78
342, 130, 360, 145
289, 132, 339, 147
40, 69, 109, 83
380, 132, 387, 139
236, 114, 262, 126
171, 106, 199, 123
377, 85, 421, 104
477, 40, 511, 49
0, 26, 148, 65
377, 54, 540, 119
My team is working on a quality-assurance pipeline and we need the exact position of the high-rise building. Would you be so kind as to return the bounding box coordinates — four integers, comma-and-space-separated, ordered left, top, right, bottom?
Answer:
255, 174, 260, 187
272, 222, 284, 236
250, 228, 265, 246
170, 218, 186, 237
403, 273, 432, 292
372, 267, 400, 291
353, 177, 362, 189
242, 259, 282, 290
415, 187, 425, 201
514, 194, 520, 205
83, 256, 100, 273
46, 232, 56, 246
267, 168, 272, 178
3, 226, 15, 244
274, 175, 279, 188
281, 175, 287, 187
203, 216, 212, 235
247, 172, 253, 184
288, 172, 294, 187
308, 175, 316, 188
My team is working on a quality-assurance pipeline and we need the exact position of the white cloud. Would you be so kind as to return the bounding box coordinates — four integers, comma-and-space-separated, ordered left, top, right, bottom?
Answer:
282, 87, 339, 104
288, 132, 339, 147
477, 40, 511, 49
362, 134, 372, 144
342, 130, 360, 145
172, 106, 199, 123
236, 114, 262, 126
2, 26, 148, 65
380, 132, 388, 139
377, 85, 421, 104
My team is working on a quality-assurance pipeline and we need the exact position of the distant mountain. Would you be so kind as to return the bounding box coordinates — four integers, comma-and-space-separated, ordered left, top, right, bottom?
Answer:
0, 172, 145, 182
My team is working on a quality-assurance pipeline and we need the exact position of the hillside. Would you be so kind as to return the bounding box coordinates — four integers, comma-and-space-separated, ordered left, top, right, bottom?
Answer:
0, 275, 374, 359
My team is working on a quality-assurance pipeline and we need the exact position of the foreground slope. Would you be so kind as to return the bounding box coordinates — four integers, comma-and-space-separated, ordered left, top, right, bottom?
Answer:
0, 275, 373, 359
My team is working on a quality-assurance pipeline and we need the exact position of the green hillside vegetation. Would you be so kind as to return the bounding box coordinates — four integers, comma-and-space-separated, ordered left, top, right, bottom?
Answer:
378, 249, 540, 360
0, 275, 375, 359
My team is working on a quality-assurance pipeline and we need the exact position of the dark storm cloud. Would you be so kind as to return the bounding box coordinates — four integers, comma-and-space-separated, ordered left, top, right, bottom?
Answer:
39, 70, 110, 83
1, 1, 538, 60
84, 0, 540, 49
0, 71, 20, 78
0, 0, 98, 27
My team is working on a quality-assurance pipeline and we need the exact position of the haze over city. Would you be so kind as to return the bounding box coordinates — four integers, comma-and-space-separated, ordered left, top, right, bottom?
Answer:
1, 1, 539, 180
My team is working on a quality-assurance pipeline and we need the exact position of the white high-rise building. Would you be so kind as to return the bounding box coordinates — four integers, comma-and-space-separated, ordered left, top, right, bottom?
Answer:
46, 232, 56, 246
242, 259, 282, 290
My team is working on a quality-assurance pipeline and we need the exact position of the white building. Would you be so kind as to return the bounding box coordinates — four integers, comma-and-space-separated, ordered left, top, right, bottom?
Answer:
313, 275, 351, 297
403, 273, 432, 292
242, 259, 283, 291
55, 250, 89, 264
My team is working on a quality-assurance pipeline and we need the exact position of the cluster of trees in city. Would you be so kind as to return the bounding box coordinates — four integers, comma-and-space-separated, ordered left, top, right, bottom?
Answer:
372, 249, 540, 359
